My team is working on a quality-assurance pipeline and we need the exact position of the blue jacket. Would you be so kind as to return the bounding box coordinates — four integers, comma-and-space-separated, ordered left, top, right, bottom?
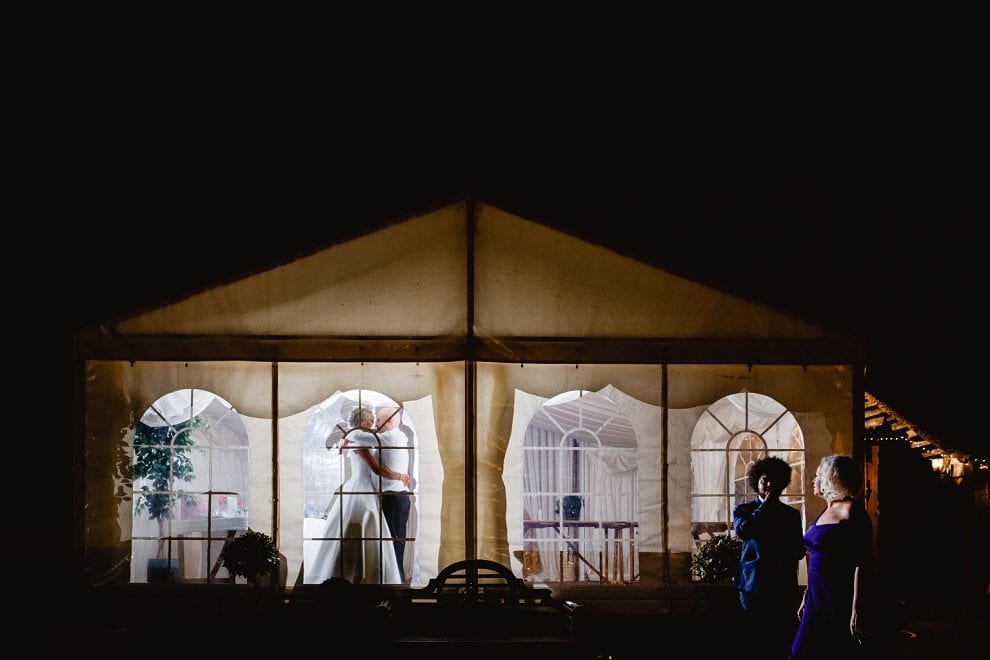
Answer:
732, 497, 805, 594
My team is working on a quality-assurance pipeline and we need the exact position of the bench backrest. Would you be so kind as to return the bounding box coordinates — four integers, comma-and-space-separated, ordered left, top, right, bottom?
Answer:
403, 559, 556, 607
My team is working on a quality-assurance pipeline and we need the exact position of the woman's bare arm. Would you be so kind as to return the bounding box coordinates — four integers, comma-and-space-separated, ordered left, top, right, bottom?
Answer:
850, 565, 863, 641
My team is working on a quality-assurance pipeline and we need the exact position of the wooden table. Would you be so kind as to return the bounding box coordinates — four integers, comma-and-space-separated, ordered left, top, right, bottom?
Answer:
523, 520, 638, 583
171, 516, 248, 582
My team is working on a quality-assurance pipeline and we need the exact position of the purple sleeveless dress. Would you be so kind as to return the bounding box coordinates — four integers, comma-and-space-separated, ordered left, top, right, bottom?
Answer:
789, 509, 872, 659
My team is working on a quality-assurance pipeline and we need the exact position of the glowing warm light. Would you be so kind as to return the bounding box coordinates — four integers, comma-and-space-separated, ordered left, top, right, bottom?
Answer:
544, 390, 590, 406
930, 456, 944, 472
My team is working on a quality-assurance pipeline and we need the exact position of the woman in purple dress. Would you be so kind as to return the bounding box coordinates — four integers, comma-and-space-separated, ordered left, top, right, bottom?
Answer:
790, 454, 873, 659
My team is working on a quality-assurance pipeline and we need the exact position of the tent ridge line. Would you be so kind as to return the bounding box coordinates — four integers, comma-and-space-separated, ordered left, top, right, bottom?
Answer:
75, 332, 862, 364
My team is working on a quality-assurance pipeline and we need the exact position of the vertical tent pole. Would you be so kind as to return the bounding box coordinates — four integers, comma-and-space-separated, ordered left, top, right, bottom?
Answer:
465, 198, 477, 560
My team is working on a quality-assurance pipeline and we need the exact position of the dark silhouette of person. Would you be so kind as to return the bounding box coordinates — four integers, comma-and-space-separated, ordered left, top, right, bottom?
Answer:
733, 456, 807, 659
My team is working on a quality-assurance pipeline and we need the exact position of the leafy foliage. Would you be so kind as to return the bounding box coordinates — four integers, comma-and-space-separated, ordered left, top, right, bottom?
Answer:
133, 419, 199, 522
690, 533, 742, 585
220, 530, 280, 587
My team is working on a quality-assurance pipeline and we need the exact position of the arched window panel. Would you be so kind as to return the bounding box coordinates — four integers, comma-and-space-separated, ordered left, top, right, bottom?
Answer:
84, 361, 274, 586
131, 388, 250, 584
669, 364, 846, 572
523, 390, 640, 585
278, 362, 456, 588
688, 390, 806, 558
487, 364, 662, 586
301, 388, 418, 585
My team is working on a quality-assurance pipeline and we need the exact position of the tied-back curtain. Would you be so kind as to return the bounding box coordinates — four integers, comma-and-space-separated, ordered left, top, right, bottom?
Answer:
587, 448, 638, 524
522, 425, 559, 523
522, 423, 562, 581
690, 411, 730, 524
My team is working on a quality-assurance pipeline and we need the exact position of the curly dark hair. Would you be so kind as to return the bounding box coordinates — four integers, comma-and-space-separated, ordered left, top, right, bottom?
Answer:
746, 456, 793, 493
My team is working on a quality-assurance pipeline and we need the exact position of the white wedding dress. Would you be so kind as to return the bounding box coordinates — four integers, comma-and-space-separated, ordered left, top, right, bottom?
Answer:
305, 431, 402, 584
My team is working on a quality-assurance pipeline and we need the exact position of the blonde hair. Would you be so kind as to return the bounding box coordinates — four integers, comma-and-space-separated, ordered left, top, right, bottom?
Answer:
349, 406, 375, 429
816, 454, 862, 501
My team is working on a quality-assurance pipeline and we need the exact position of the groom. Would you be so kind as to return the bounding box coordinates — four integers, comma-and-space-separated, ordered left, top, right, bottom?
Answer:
376, 406, 412, 581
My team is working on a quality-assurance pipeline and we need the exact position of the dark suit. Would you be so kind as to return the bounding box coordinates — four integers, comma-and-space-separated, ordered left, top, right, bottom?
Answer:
733, 497, 806, 658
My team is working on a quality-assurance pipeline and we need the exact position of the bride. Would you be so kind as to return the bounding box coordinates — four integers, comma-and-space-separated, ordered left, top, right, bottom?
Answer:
307, 406, 410, 584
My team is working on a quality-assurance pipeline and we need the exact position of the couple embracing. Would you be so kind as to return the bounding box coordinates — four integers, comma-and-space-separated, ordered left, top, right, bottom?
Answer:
310, 405, 413, 584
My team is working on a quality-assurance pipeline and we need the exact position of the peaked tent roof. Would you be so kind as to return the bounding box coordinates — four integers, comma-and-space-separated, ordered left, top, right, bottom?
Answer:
78, 201, 861, 365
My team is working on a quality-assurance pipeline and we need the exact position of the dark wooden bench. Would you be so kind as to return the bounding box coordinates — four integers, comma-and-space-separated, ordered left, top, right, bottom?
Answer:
386, 559, 582, 656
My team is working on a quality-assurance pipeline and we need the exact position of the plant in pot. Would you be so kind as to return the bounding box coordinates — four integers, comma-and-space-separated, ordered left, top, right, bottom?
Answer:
219, 529, 280, 595
133, 417, 199, 582
690, 533, 742, 614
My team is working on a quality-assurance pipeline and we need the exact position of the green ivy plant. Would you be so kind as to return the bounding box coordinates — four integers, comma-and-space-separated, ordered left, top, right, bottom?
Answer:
690, 533, 742, 586
220, 530, 280, 589
133, 418, 201, 558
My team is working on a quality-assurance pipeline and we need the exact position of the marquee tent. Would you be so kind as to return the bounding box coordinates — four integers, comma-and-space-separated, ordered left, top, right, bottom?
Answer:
76, 200, 862, 592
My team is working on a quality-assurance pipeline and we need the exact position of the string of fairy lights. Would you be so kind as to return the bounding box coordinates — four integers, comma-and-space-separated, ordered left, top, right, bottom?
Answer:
864, 392, 989, 474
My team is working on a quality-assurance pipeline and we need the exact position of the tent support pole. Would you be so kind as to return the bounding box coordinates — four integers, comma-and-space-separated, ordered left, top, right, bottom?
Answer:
465, 198, 477, 559
271, 361, 280, 548
660, 364, 670, 589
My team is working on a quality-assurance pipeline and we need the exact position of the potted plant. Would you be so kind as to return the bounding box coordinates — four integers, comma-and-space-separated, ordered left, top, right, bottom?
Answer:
133, 417, 199, 582
691, 533, 741, 585
219, 530, 280, 594
690, 533, 742, 615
